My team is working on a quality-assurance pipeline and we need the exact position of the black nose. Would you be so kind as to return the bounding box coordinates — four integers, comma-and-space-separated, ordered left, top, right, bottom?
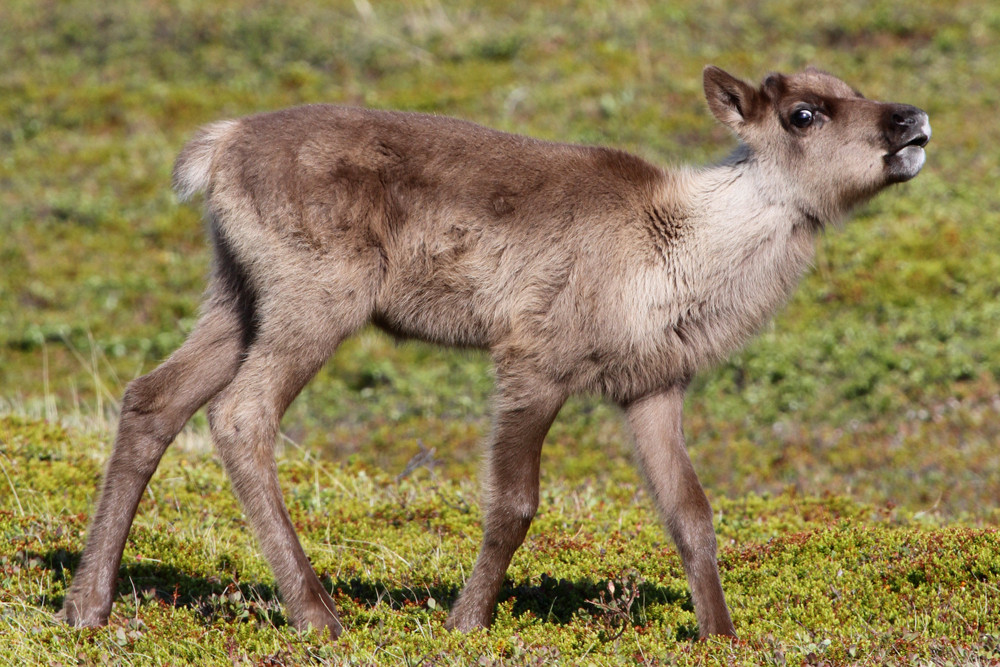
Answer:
884, 104, 931, 150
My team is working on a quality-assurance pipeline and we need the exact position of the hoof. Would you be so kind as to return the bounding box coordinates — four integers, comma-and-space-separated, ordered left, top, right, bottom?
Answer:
295, 607, 344, 639
444, 611, 490, 632
58, 598, 111, 628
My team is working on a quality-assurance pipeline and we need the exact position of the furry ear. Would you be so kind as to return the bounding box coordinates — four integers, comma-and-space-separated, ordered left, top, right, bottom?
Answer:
703, 66, 765, 130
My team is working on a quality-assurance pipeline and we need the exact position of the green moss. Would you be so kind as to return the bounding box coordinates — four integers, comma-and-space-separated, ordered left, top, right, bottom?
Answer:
1, 417, 998, 664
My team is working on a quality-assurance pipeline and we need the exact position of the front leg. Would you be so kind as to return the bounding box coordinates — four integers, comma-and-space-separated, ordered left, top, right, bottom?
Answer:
625, 386, 736, 638
446, 373, 565, 631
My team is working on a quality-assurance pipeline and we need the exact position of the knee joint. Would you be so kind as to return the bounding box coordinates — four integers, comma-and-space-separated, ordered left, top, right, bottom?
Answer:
208, 395, 276, 450
120, 375, 165, 416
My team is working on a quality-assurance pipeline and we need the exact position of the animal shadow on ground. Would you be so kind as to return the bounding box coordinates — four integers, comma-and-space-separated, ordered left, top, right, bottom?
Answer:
41, 548, 290, 627
341, 572, 698, 639
41, 549, 696, 638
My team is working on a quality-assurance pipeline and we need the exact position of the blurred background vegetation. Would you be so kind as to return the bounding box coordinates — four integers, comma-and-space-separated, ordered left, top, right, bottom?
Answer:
2, 0, 998, 519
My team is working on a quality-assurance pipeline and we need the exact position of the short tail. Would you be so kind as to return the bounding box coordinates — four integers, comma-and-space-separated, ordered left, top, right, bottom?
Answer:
171, 119, 240, 201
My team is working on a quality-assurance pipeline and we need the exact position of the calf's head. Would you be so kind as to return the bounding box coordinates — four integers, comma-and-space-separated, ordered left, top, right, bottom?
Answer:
703, 66, 931, 221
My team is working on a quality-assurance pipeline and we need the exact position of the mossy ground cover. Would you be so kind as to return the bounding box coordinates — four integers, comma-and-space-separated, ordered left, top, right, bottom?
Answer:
2, 0, 999, 664
2, 416, 998, 665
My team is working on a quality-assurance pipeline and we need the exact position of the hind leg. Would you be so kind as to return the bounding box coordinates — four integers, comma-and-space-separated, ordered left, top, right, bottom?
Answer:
61, 286, 251, 626
206, 294, 365, 635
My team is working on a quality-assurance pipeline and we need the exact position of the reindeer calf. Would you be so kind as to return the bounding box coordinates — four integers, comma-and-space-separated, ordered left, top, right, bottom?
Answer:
61, 67, 930, 638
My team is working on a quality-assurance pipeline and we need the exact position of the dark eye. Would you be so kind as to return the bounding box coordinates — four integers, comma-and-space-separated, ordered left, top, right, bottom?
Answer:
791, 108, 814, 128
